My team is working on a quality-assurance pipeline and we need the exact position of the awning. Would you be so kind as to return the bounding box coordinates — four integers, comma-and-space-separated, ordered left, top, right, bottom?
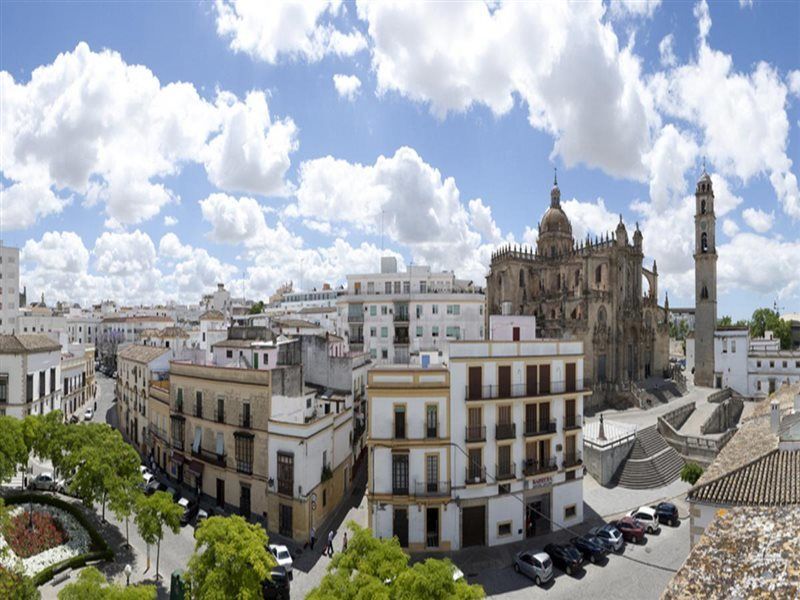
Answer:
171, 451, 185, 465
187, 460, 204, 478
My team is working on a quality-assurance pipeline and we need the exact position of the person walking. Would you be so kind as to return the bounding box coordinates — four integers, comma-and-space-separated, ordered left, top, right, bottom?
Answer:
327, 530, 335, 557
342, 532, 348, 553
310, 526, 316, 550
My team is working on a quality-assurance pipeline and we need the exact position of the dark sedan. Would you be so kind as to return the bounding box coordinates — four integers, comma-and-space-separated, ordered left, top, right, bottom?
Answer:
570, 534, 608, 564
544, 543, 583, 576
652, 502, 680, 526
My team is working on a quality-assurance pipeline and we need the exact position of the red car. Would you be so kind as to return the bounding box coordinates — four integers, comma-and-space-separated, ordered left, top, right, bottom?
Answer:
613, 517, 645, 544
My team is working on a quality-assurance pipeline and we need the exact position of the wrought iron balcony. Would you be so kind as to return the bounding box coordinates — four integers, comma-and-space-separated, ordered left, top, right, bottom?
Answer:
465, 465, 486, 484
215, 409, 225, 423
523, 457, 557, 476
495, 462, 516, 481
523, 419, 557, 437
563, 451, 583, 468
495, 423, 516, 440
564, 414, 583, 430
239, 413, 252, 428
414, 481, 451, 498
191, 446, 227, 468
465, 425, 486, 442
465, 379, 585, 401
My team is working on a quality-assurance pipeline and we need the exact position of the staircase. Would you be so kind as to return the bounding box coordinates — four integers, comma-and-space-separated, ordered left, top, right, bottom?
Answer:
614, 426, 685, 489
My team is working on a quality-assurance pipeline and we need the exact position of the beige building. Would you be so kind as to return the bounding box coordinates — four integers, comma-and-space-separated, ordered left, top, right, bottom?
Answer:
116, 345, 170, 454
61, 344, 96, 421
486, 176, 669, 408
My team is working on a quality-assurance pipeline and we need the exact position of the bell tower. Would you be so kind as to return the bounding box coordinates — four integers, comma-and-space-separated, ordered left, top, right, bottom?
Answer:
694, 166, 717, 387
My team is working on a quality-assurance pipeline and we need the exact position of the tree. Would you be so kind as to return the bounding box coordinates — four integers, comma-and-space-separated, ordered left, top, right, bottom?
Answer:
135, 491, 183, 580
108, 474, 143, 548
249, 301, 265, 315
0, 566, 39, 600
750, 308, 792, 349
307, 523, 484, 600
680, 462, 704, 485
57, 566, 155, 600
186, 515, 276, 600
717, 315, 732, 327
0, 416, 29, 484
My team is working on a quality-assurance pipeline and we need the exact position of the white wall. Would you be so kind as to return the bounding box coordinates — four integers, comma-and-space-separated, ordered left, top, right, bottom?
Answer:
714, 332, 748, 394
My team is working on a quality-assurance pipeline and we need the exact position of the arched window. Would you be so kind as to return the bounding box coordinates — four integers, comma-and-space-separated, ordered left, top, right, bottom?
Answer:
597, 305, 607, 325
574, 270, 580, 287
595, 265, 603, 284
701, 232, 708, 253
701, 285, 709, 300
701, 199, 706, 214
556, 274, 561, 290
519, 269, 525, 287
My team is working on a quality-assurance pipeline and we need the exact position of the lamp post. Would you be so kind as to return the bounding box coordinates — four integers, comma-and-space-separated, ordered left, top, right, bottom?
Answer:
124, 563, 132, 587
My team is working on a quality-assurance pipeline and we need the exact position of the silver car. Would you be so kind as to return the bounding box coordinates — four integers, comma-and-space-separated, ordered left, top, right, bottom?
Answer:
513, 550, 554, 586
589, 524, 624, 553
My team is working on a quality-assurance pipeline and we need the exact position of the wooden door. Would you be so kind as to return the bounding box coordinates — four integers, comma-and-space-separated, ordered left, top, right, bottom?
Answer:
526, 365, 538, 396
468, 366, 482, 400
566, 363, 576, 392
539, 364, 551, 394
498, 366, 511, 398
461, 506, 485, 547
393, 508, 409, 547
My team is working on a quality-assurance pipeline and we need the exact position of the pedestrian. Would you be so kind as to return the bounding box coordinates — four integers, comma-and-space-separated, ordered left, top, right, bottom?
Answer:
310, 526, 316, 550
327, 530, 335, 557
342, 532, 348, 553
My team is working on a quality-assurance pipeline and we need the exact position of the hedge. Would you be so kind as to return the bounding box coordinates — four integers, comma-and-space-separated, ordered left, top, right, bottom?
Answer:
3, 492, 114, 586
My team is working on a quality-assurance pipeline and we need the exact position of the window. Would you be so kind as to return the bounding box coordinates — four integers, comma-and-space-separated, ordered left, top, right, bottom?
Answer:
416, 326, 423, 337
757, 360, 762, 368
394, 405, 406, 439
701, 285, 709, 300
216, 397, 225, 422
419, 281, 427, 293
370, 327, 377, 337
381, 327, 388, 338
176, 388, 184, 412
192, 426, 202, 453
595, 265, 602, 284
0, 375, 7, 403
722, 339, 728, 353
757, 381, 762, 391
426, 405, 438, 438
370, 349, 377, 359
432, 326, 439, 337
381, 305, 388, 315
370, 306, 377, 316
446, 304, 460, 315
215, 432, 225, 457
235, 434, 253, 473
277, 452, 294, 496
701, 232, 708, 253
432, 305, 439, 315
367, 282, 374, 294
446, 326, 460, 340
564, 505, 577, 519
415, 305, 422, 318
381, 349, 388, 359
195, 391, 203, 418
392, 454, 409, 495
385, 282, 392, 294
393, 281, 401, 294
783, 361, 788, 369
498, 522, 512, 537
770, 361, 775, 368
403, 282, 410, 294
226, 350, 233, 358
701, 199, 706, 214
731, 340, 736, 353
39, 371, 45, 398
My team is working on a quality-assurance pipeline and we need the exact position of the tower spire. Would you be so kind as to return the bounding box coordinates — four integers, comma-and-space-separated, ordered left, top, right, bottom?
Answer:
550, 167, 561, 208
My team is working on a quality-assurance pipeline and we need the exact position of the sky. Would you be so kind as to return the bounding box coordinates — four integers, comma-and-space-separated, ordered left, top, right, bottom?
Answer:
0, 0, 798, 320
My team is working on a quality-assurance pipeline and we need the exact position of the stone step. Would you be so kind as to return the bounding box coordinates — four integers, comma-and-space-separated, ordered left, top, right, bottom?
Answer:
614, 426, 685, 490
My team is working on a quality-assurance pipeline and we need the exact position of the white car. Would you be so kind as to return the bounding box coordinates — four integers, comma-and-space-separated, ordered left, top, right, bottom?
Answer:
83, 408, 94, 421
513, 551, 554, 586
629, 506, 661, 534
28, 472, 65, 492
269, 544, 293, 576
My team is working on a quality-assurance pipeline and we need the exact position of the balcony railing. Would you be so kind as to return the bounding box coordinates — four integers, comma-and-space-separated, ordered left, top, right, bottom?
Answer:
215, 409, 225, 423
524, 419, 557, 437
393, 312, 410, 322
425, 425, 439, 439
171, 438, 184, 451
523, 457, 558, 476
414, 480, 451, 497
495, 462, 516, 481
236, 460, 253, 475
465, 466, 486, 484
239, 413, 252, 428
465, 425, 486, 442
148, 424, 169, 443
465, 380, 585, 401
495, 423, 516, 440
347, 314, 364, 323
191, 447, 227, 468
393, 335, 410, 344
277, 478, 293, 497
392, 484, 409, 496
564, 414, 583, 430
563, 451, 583, 468
349, 337, 364, 345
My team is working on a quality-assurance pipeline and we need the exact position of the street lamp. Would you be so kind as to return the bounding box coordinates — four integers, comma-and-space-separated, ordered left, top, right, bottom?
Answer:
124, 563, 132, 587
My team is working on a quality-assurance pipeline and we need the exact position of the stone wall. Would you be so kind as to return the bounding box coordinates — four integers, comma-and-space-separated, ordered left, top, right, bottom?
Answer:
700, 397, 744, 435
583, 435, 636, 486
662, 402, 695, 430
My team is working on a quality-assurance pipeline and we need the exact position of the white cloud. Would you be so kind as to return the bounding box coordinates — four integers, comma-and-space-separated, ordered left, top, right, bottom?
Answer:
741, 207, 774, 233
0, 43, 299, 229
738, 0, 754, 8
468, 199, 503, 244
22, 231, 89, 274
93, 230, 157, 276
200, 193, 268, 244
0, 182, 71, 230
694, 0, 712, 42
722, 218, 739, 237
356, 1, 656, 179
609, 0, 662, 19
788, 70, 800, 98
718, 233, 800, 298
708, 174, 744, 217
333, 74, 362, 101
561, 197, 620, 242
203, 91, 298, 197
643, 125, 698, 213
163, 216, 178, 227
658, 34, 676, 67
158, 232, 194, 261
157, 233, 239, 297
214, 0, 367, 64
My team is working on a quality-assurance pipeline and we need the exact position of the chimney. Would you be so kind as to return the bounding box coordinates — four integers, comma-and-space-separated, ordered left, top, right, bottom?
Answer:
770, 399, 780, 434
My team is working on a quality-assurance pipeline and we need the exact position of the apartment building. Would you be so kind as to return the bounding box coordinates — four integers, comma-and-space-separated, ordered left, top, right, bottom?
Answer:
0, 244, 20, 334
367, 315, 586, 551
339, 257, 485, 365
0, 334, 62, 417
148, 331, 355, 543
61, 344, 96, 421
116, 345, 171, 453
66, 311, 102, 346
16, 311, 67, 342
280, 287, 344, 311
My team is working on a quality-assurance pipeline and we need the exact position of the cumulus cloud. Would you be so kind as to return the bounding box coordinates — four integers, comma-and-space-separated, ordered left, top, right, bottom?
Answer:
163, 216, 178, 226
214, 0, 367, 64
0, 182, 71, 230
643, 125, 698, 213
718, 233, 800, 298
608, 0, 662, 19
0, 43, 297, 229
356, 1, 656, 179
333, 74, 361, 101
22, 231, 89, 274
658, 34, 676, 67
789, 70, 800, 98
562, 198, 620, 242
722, 218, 739, 237
741, 207, 774, 233
93, 230, 157, 276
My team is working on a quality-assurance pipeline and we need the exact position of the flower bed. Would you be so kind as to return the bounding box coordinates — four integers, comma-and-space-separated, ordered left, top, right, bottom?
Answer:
3, 510, 68, 558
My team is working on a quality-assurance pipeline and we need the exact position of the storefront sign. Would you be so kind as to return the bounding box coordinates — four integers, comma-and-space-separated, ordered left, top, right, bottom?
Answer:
529, 476, 552, 489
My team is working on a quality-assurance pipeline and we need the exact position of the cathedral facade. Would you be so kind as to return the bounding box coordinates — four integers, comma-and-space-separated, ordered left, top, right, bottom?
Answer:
486, 176, 670, 395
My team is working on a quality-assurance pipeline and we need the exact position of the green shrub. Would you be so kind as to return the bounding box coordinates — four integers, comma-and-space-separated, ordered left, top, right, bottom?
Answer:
680, 462, 704, 485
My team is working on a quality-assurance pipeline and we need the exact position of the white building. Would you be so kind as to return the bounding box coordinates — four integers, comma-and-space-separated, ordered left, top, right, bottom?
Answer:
61, 344, 96, 421
199, 310, 228, 362
714, 328, 800, 397
0, 244, 20, 334
16, 310, 68, 343
66, 311, 102, 346
280, 287, 344, 311
0, 334, 63, 418
340, 257, 485, 365
669, 307, 696, 332
367, 315, 585, 551
201, 283, 232, 316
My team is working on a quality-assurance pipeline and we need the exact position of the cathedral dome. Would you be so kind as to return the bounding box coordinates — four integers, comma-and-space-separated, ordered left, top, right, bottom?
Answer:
540, 206, 572, 234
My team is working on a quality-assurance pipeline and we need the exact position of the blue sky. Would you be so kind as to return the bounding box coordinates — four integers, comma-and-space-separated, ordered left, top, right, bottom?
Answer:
1, 0, 798, 320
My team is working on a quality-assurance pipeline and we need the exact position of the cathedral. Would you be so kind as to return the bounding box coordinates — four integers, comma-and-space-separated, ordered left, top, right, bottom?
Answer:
486, 174, 670, 400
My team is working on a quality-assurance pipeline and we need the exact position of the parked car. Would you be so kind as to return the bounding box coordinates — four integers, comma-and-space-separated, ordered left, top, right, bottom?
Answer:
588, 524, 624, 553
269, 544, 293, 577
543, 543, 583, 576
178, 497, 199, 526
262, 566, 290, 600
83, 408, 94, 421
628, 507, 661, 534
570, 534, 607, 564
613, 517, 646, 544
513, 550, 554, 586
144, 478, 165, 495
652, 502, 680, 527
195, 507, 209, 525
28, 472, 64, 492
165, 485, 180, 501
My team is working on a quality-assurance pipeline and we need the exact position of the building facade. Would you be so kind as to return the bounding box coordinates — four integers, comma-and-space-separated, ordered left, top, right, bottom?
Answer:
0, 334, 62, 417
485, 177, 669, 400
61, 344, 96, 421
0, 245, 20, 334
367, 316, 586, 551
715, 328, 800, 397
694, 170, 717, 387
340, 257, 485, 366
